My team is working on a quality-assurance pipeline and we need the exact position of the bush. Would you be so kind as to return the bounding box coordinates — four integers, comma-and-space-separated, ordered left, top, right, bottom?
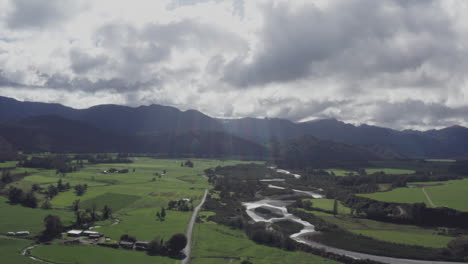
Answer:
120, 234, 137, 243
166, 233, 187, 254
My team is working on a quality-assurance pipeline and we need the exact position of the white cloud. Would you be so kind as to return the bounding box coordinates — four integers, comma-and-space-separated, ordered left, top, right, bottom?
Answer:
0, 0, 468, 130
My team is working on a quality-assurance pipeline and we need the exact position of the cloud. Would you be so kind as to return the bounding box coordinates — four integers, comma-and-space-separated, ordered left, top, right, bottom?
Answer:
5, 0, 83, 29
69, 49, 109, 74
1, 0, 468, 130
223, 0, 466, 89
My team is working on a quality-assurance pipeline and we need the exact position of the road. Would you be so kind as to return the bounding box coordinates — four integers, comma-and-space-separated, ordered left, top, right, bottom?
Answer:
295, 236, 466, 264
180, 189, 208, 264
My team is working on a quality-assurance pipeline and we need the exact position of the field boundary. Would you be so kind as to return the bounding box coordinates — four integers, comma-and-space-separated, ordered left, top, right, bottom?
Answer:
422, 188, 436, 207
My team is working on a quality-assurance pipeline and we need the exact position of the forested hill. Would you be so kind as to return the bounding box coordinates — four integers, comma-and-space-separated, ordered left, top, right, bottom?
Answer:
2, 96, 468, 159
272, 135, 382, 169
0, 115, 266, 158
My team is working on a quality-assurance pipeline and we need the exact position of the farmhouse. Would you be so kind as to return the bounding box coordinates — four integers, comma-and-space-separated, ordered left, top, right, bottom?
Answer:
67, 230, 83, 237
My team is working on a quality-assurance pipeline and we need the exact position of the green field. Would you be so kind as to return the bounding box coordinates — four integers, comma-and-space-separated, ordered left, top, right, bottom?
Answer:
191, 213, 339, 264
365, 168, 415, 175
0, 161, 17, 168
0, 197, 74, 236
326, 168, 415, 176
326, 169, 357, 176
359, 178, 468, 211
304, 198, 351, 215
31, 244, 177, 264
302, 207, 453, 248
0, 238, 38, 264
0, 157, 262, 263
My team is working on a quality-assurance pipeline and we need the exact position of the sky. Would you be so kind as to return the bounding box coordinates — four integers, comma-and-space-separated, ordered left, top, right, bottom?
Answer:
0, 0, 468, 130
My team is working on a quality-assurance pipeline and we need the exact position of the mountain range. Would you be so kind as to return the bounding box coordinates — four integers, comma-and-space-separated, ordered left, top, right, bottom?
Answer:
1, 95, 468, 159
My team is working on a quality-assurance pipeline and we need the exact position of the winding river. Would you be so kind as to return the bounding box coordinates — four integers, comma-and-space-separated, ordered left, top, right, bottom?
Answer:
247, 168, 465, 264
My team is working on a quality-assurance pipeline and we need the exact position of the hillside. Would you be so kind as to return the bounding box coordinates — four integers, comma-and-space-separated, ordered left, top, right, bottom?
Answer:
0, 115, 265, 158
2, 96, 468, 158
273, 135, 380, 169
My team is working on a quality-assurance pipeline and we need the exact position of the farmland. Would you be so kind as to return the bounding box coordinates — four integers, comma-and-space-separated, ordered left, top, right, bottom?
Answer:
31, 244, 176, 264
359, 178, 468, 211
191, 213, 339, 264
0, 238, 38, 264
300, 198, 453, 248
326, 167, 415, 176
0, 157, 261, 264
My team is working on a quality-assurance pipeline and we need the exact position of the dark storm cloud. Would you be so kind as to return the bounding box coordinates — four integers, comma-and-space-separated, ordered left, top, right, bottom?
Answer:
0, 71, 21, 87
371, 100, 468, 129
223, 0, 465, 88
43, 73, 159, 93
5, 0, 81, 29
69, 49, 109, 74
252, 97, 350, 122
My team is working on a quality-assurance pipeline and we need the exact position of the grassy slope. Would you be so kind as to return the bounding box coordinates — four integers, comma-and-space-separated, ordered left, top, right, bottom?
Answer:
0, 238, 39, 264
191, 216, 339, 264
359, 178, 468, 211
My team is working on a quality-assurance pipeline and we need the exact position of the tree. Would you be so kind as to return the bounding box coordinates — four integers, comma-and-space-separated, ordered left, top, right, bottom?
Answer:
333, 199, 338, 216
147, 237, 164, 255
8, 187, 24, 204
57, 179, 64, 191
161, 207, 166, 219
90, 203, 98, 221
74, 184, 88, 196
120, 234, 136, 242
42, 215, 63, 241
72, 199, 80, 212
47, 184, 58, 198
448, 236, 468, 259
41, 199, 52, 209
166, 233, 187, 254
21, 191, 37, 208
184, 160, 194, 168
102, 205, 112, 220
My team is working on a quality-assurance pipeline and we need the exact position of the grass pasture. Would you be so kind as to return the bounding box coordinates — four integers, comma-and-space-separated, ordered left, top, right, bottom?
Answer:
359, 178, 468, 212
0, 161, 17, 168
0, 197, 74, 236
31, 244, 176, 264
0, 157, 261, 263
326, 169, 356, 176
365, 168, 415, 175
80, 193, 141, 211
0, 238, 38, 264
303, 207, 453, 248
305, 198, 351, 215
191, 214, 339, 264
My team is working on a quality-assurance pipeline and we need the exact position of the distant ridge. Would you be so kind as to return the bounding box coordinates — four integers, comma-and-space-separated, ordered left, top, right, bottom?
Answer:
1, 95, 468, 158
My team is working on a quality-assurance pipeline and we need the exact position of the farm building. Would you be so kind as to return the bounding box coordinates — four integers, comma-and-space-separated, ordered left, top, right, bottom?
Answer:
67, 230, 83, 237
83, 231, 103, 238
119, 241, 134, 249
135, 241, 149, 250
15, 231, 30, 236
